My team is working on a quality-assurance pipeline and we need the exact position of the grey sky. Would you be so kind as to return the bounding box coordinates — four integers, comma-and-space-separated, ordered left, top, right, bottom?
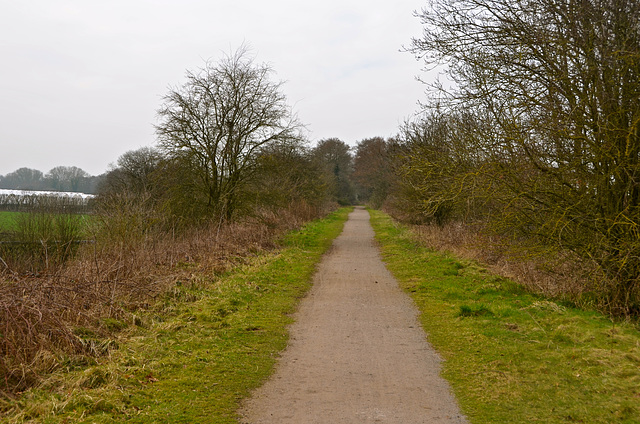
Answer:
0, 0, 427, 176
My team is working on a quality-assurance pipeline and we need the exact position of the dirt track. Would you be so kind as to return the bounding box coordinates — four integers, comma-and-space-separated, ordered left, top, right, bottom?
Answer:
239, 207, 468, 423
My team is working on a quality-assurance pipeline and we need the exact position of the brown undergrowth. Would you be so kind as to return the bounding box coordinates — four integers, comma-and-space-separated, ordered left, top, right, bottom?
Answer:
405, 219, 609, 311
0, 201, 328, 400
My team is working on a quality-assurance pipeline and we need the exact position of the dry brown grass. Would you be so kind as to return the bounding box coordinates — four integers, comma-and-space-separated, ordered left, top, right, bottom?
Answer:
408, 219, 604, 302
0, 200, 328, 398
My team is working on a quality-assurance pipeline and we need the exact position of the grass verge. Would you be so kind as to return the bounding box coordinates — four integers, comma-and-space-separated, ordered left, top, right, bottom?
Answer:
2, 207, 351, 423
369, 209, 640, 423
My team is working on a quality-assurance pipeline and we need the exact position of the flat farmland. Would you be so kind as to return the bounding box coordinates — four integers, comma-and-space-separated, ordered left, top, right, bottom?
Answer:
0, 211, 19, 232
0, 211, 93, 238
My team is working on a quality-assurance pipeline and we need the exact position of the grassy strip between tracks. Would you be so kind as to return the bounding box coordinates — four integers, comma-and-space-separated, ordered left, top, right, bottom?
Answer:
4, 207, 351, 424
369, 209, 640, 424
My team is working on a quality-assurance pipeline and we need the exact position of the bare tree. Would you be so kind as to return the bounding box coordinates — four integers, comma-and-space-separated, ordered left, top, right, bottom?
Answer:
156, 47, 303, 220
99, 147, 163, 196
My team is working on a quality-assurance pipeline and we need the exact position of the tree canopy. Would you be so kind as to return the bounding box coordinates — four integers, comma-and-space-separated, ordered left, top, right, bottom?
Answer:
155, 47, 304, 220
400, 0, 640, 314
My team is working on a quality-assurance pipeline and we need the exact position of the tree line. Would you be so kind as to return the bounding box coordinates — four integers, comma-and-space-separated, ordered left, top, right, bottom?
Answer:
0, 166, 101, 194
347, 0, 640, 316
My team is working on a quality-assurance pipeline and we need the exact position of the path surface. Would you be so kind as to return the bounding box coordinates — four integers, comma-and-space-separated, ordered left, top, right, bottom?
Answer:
239, 207, 468, 423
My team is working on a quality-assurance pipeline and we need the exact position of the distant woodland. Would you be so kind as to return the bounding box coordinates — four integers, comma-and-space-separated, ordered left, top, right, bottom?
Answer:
0, 166, 102, 194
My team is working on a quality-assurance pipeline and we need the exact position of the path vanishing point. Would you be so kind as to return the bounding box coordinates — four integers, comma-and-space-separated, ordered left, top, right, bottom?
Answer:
240, 207, 468, 423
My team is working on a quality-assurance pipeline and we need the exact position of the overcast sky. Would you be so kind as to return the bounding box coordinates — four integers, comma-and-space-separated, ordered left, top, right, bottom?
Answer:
0, 0, 428, 177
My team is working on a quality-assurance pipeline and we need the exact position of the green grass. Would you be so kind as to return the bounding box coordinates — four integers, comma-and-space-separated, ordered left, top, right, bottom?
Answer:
0, 211, 93, 238
369, 209, 640, 423
0, 211, 20, 232
3, 207, 351, 423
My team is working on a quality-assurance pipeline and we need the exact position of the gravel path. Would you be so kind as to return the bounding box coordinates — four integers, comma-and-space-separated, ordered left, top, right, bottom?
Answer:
239, 207, 468, 423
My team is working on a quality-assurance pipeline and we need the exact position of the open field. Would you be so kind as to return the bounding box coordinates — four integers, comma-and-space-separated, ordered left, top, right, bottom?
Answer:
369, 209, 640, 423
0, 211, 18, 232
0, 211, 93, 237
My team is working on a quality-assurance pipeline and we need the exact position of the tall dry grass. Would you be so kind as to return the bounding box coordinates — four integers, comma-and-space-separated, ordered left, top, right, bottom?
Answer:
407, 219, 605, 305
0, 200, 328, 398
